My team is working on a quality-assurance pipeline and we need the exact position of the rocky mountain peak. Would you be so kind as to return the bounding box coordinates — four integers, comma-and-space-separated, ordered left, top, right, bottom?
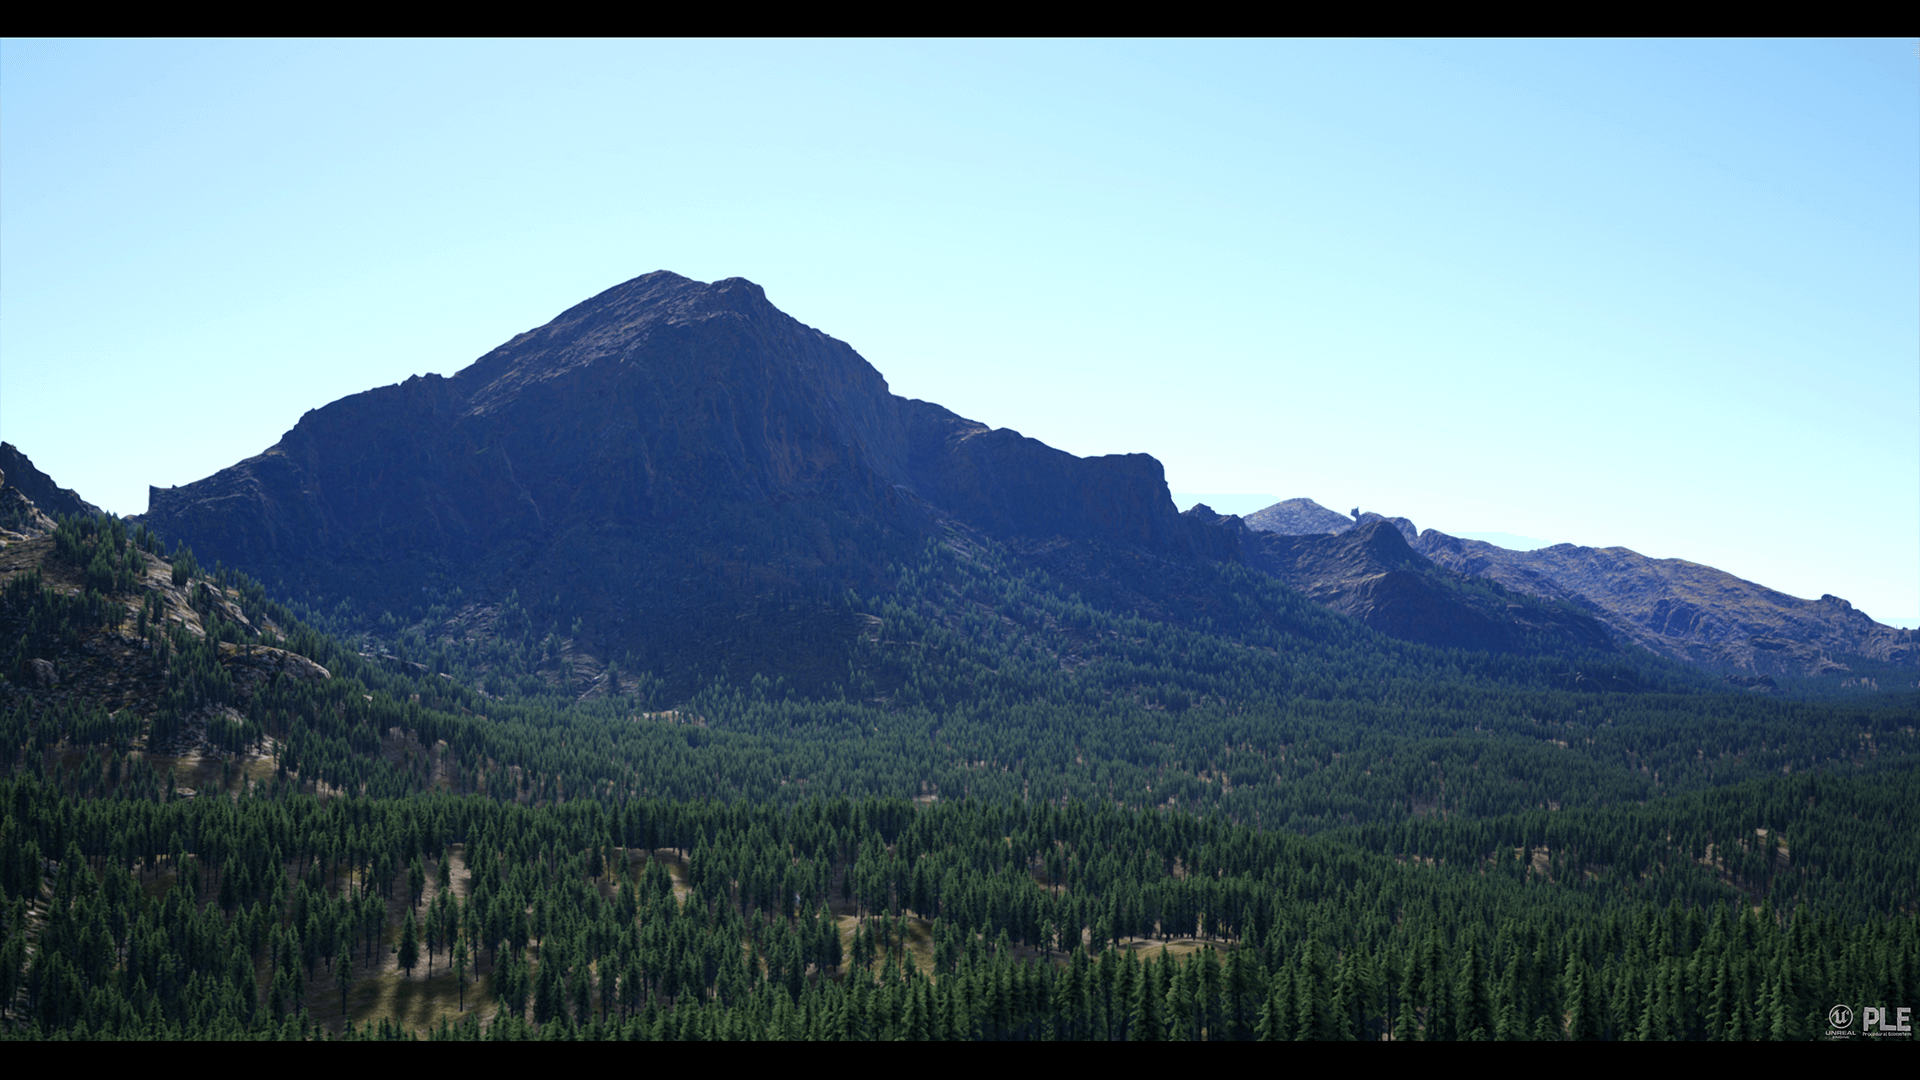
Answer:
1243, 497, 1351, 536
137, 271, 1199, 692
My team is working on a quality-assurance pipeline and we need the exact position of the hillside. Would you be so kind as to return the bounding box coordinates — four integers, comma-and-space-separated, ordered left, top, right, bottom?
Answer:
3, 492, 1916, 1040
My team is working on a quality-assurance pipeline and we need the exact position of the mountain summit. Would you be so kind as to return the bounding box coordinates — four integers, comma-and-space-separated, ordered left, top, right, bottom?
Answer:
140, 272, 1196, 687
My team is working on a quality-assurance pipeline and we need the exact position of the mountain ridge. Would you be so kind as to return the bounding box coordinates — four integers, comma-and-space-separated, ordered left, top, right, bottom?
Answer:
0, 441, 102, 523
1239, 495, 1916, 680
93, 273, 1914, 689
1412, 528, 1917, 678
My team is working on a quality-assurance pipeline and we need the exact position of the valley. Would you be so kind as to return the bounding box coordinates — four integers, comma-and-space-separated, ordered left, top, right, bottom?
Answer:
1, 274, 1915, 1041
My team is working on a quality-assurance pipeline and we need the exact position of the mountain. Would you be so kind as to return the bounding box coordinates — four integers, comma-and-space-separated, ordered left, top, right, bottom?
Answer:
138, 272, 1204, 693
7, 289, 1920, 1044
0, 442, 100, 527
1243, 496, 1416, 542
1, 466, 57, 541
1214, 509, 1621, 659
1242, 497, 1352, 536
1240, 495, 1917, 682
143, 271, 1907, 695
1411, 530, 1917, 680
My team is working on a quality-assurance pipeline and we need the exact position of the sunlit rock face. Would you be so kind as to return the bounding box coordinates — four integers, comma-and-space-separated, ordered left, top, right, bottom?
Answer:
1412, 531, 1917, 678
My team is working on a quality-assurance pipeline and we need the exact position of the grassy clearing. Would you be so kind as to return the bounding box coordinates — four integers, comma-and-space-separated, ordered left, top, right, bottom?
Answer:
309, 958, 498, 1036
280, 843, 497, 1036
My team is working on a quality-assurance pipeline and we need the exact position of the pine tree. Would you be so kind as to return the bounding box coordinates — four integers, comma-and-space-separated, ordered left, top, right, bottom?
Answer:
1257, 965, 1294, 1041
409, 854, 427, 912
1453, 937, 1492, 1040
907, 976, 932, 1041
1131, 952, 1166, 1041
400, 909, 420, 978
425, 892, 443, 974
337, 939, 354, 1017
1419, 925, 1450, 1040
1167, 954, 1198, 1041
1562, 954, 1598, 1041
1392, 965, 1420, 1042
454, 933, 469, 1011
1295, 937, 1329, 1040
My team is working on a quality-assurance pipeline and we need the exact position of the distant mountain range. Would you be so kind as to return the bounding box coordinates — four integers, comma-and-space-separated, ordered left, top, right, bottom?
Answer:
1240, 496, 1917, 681
7, 272, 1910, 689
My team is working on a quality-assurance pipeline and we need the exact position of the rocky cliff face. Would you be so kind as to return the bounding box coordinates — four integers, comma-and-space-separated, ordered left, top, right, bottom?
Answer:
904, 400, 1189, 552
1413, 531, 1917, 678
0, 469, 57, 541
139, 272, 1200, 689
0, 443, 100, 524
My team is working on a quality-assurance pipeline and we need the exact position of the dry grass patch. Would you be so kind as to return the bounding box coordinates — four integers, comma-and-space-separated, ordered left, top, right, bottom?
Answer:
833, 910, 938, 981
1113, 936, 1217, 963
618, 849, 691, 904
298, 950, 500, 1038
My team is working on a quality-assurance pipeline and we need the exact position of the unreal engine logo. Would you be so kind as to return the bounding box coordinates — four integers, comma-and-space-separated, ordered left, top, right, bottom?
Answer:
1826, 1003, 1912, 1040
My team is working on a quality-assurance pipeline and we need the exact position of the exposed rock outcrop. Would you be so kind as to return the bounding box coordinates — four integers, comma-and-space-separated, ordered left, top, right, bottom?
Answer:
1, 473, 57, 541
1242, 497, 1352, 536
0, 532, 330, 738
0, 443, 102, 521
1243, 497, 1416, 543
1243, 493, 1915, 680
220, 643, 331, 699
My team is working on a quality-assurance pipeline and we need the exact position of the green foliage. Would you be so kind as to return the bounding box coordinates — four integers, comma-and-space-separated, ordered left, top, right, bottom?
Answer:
2, 516, 1917, 1039
0, 770, 1914, 1040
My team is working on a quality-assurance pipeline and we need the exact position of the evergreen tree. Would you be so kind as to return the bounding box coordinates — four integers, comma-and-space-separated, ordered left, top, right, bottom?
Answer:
400, 909, 420, 978
454, 933, 470, 1011
337, 939, 354, 1017
1453, 937, 1492, 1041
1131, 953, 1166, 1041
409, 854, 427, 912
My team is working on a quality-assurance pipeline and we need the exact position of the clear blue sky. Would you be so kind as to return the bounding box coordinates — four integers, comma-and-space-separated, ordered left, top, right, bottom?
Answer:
4, 39, 1915, 624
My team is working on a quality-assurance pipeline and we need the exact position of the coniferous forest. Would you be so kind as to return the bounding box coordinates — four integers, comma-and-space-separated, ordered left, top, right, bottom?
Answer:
2, 512, 1917, 1040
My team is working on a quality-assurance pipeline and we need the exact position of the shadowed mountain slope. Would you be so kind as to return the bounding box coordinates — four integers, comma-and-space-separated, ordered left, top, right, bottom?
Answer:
138, 272, 1202, 692
1230, 515, 1619, 658
1, 466, 57, 541
0, 442, 101, 524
